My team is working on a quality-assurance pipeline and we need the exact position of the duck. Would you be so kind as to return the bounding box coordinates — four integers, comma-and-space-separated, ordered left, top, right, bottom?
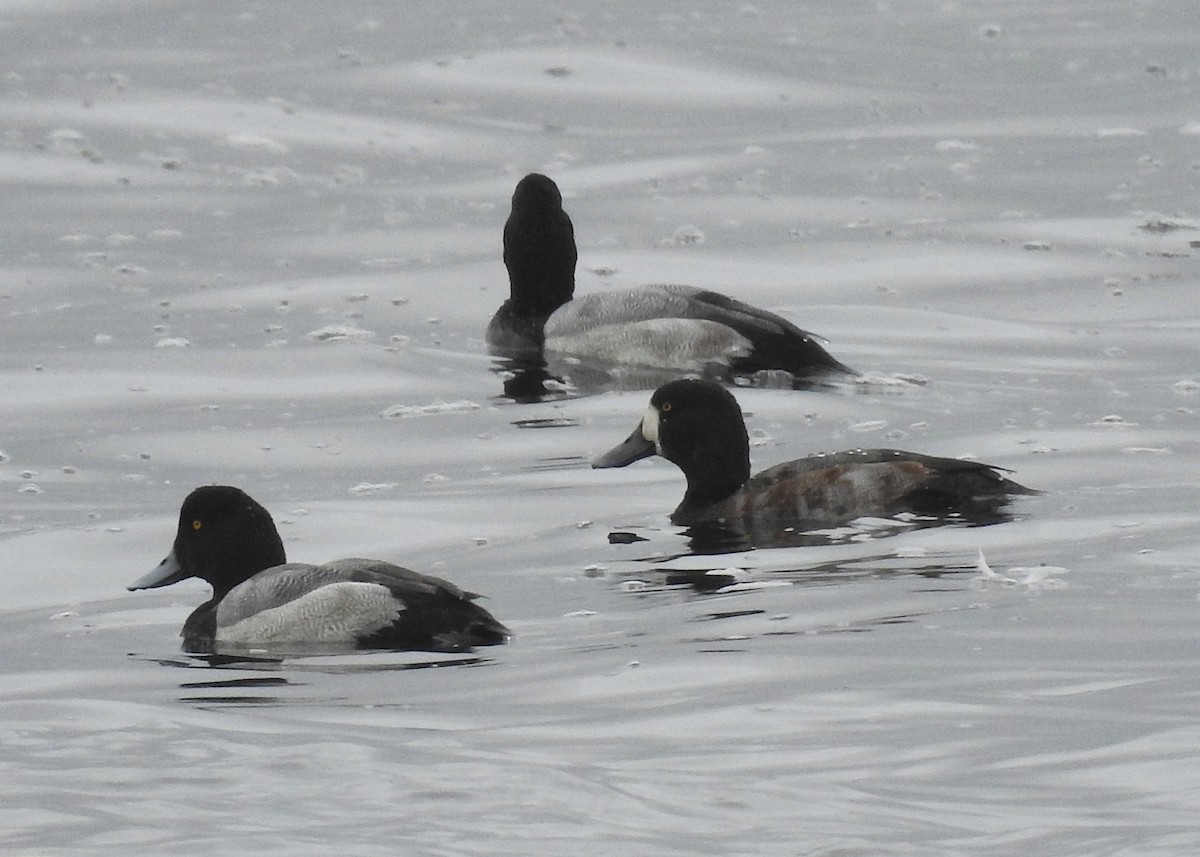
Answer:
592, 379, 1037, 540
128, 485, 511, 654
486, 173, 856, 393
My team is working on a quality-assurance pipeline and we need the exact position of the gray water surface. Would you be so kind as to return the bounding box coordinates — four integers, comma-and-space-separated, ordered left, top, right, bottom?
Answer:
2, 2, 1199, 854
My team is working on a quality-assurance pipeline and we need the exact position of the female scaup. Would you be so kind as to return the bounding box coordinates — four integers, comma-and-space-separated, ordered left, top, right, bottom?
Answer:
128, 485, 511, 654
487, 173, 856, 391
593, 379, 1037, 540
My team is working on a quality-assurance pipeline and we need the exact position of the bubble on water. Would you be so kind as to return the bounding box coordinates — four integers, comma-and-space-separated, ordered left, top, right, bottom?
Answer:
47, 127, 103, 162
381, 400, 481, 418
748, 428, 774, 448
225, 133, 289, 154
663, 224, 705, 246
934, 139, 979, 153
856, 372, 927, 389
849, 420, 887, 433
348, 482, 398, 495
1093, 414, 1137, 426
308, 324, 376, 343
154, 337, 191, 348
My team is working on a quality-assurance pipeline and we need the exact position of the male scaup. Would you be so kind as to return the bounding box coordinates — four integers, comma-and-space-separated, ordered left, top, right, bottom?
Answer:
593, 379, 1037, 541
128, 485, 511, 654
487, 173, 856, 395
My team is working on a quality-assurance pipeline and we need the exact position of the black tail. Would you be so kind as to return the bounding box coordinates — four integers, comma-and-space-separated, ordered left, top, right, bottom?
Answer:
905, 463, 1039, 523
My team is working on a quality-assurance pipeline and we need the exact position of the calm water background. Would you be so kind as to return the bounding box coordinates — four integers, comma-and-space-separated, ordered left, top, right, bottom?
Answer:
2, 1, 1198, 854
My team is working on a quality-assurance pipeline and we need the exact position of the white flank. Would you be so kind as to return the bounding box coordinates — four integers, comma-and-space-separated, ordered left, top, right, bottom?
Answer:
217, 582, 402, 645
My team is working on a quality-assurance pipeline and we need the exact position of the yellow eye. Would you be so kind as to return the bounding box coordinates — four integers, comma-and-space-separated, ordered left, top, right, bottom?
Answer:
192, 520, 202, 531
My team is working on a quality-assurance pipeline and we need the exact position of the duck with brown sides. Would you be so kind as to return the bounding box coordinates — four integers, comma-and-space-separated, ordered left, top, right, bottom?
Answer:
593, 379, 1038, 548
128, 486, 511, 654
488, 173, 856, 400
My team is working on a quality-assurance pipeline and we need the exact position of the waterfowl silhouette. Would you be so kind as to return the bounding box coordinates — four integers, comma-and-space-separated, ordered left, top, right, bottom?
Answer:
128, 486, 511, 654
593, 379, 1037, 544
487, 173, 855, 399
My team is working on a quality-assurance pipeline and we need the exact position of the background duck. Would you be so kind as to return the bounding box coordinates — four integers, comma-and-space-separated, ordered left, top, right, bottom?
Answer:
593, 379, 1037, 542
128, 485, 511, 654
487, 173, 856, 393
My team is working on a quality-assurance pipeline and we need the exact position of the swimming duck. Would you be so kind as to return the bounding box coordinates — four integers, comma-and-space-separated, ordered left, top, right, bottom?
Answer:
486, 173, 856, 390
128, 485, 511, 654
592, 379, 1037, 538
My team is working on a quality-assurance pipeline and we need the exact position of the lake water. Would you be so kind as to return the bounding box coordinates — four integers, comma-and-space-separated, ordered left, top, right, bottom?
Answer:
2, 1, 1199, 854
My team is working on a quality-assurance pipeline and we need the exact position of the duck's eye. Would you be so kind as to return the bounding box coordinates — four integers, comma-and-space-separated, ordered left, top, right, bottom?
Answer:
660, 402, 673, 413
192, 520, 202, 531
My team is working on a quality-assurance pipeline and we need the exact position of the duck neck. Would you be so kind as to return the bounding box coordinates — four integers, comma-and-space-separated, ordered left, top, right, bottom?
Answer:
503, 213, 577, 318
504, 263, 574, 319
673, 471, 748, 525
669, 436, 750, 525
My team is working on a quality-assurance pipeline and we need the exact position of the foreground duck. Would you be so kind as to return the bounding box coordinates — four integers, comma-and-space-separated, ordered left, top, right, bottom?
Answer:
128, 485, 511, 654
593, 380, 1037, 540
487, 173, 856, 392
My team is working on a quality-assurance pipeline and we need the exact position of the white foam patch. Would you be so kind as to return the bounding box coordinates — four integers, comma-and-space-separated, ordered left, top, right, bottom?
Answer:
216, 582, 401, 645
